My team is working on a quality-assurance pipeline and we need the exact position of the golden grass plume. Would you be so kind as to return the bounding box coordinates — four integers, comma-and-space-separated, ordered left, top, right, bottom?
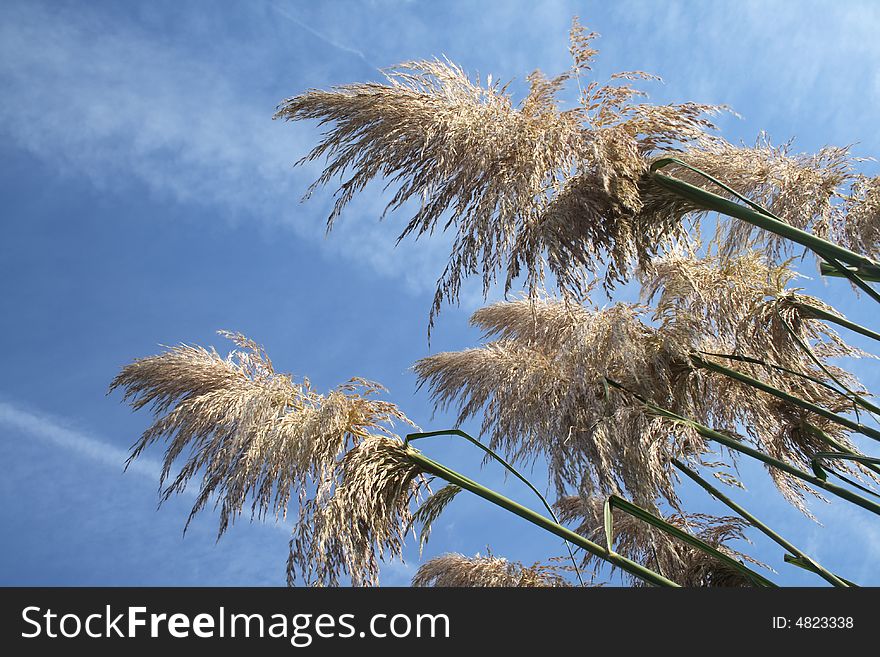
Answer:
276, 18, 722, 327
411, 552, 570, 587
111, 331, 429, 586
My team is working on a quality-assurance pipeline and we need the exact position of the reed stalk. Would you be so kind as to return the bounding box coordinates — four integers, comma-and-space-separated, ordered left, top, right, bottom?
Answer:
673, 459, 850, 587
403, 445, 680, 587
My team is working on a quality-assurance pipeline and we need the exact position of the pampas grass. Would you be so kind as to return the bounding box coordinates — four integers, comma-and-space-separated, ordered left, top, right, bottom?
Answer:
415, 298, 706, 508
290, 435, 429, 587
411, 552, 570, 587
642, 137, 857, 260
276, 19, 722, 326
416, 271, 875, 514
113, 17, 880, 588
111, 331, 431, 586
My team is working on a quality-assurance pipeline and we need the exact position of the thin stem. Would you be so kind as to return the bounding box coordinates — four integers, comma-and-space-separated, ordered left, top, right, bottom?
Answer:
649, 158, 880, 277
794, 302, 880, 344
802, 422, 880, 480
605, 495, 776, 587
784, 555, 859, 586
673, 459, 851, 587
820, 254, 880, 306
697, 349, 868, 413
604, 377, 880, 516
810, 452, 880, 498
690, 353, 880, 443
820, 261, 880, 282
404, 446, 680, 587
777, 316, 880, 419
406, 429, 585, 587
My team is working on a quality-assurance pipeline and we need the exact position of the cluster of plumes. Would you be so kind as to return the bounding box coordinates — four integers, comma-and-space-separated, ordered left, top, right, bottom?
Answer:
275, 19, 722, 329
110, 331, 428, 587
277, 14, 880, 333
641, 248, 877, 511
411, 552, 570, 587
641, 137, 860, 259
290, 434, 429, 586
416, 248, 876, 515
555, 495, 762, 587
414, 296, 707, 510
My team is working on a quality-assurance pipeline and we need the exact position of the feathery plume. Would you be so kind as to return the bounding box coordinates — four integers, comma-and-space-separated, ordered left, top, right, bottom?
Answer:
411, 552, 570, 587
290, 436, 429, 587
641, 249, 877, 511
840, 175, 880, 258
643, 136, 857, 260
409, 483, 462, 555
415, 297, 708, 507
276, 19, 721, 327
111, 332, 427, 586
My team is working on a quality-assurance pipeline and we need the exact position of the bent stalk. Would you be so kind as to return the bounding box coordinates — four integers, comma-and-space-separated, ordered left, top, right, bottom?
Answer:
673, 459, 851, 587
404, 445, 680, 587
406, 429, 585, 586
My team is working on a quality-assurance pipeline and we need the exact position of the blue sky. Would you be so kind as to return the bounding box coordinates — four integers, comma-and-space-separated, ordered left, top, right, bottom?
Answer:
1, 0, 879, 586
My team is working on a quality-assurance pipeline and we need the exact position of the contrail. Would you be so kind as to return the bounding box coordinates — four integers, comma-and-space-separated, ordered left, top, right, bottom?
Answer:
0, 400, 293, 533
271, 3, 379, 70
0, 400, 162, 480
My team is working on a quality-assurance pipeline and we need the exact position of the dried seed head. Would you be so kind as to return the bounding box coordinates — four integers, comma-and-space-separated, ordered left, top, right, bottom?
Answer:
409, 484, 462, 555
415, 297, 708, 507
642, 136, 857, 261
641, 250, 877, 512
111, 332, 427, 586
290, 436, 429, 587
411, 552, 570, 587
277, 19, 721, 328
840, 175, 880, 258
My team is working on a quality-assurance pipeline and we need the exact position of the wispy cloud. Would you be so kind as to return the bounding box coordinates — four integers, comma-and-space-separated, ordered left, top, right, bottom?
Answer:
0, 400, 161, 480
0, 2, 451, 296
0, 399, 297, 535
271, 3, 378, 70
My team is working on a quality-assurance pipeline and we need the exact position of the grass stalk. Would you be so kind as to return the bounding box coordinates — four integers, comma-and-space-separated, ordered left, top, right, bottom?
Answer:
649, 158, 880, 277
604, 377, 880, 516
777, 318, 880, 419
404, 445, 680, 587
690, 354, 880, 443
604, 494, 776, 587
794, 302, 880, 344
673, 459, 851, 587
406, 429, 585, 586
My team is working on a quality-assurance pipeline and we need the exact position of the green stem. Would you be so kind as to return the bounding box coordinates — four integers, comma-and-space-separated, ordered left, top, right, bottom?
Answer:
673, 459, 851, 587
406, 429, 585, 587
777, 317, 880, 419
794, 302, 880, 344
819, 254, 880, 306
810, 452, 880, 497
605, 495, 776, 587
698, 349, 873, 416
690, 354, 880, 443
803, 422, 880, 480
784, 555, 859, 586
649, 158, 880, 276
404, 446, 680, 587
820, 262, 880, 282
604, 378, 880, 516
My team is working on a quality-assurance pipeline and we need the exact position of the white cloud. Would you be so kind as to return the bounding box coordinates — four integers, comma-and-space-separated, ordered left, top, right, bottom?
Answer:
0, 400, 161, 480
0, 2, 451, 296
0, 398, 296, 535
